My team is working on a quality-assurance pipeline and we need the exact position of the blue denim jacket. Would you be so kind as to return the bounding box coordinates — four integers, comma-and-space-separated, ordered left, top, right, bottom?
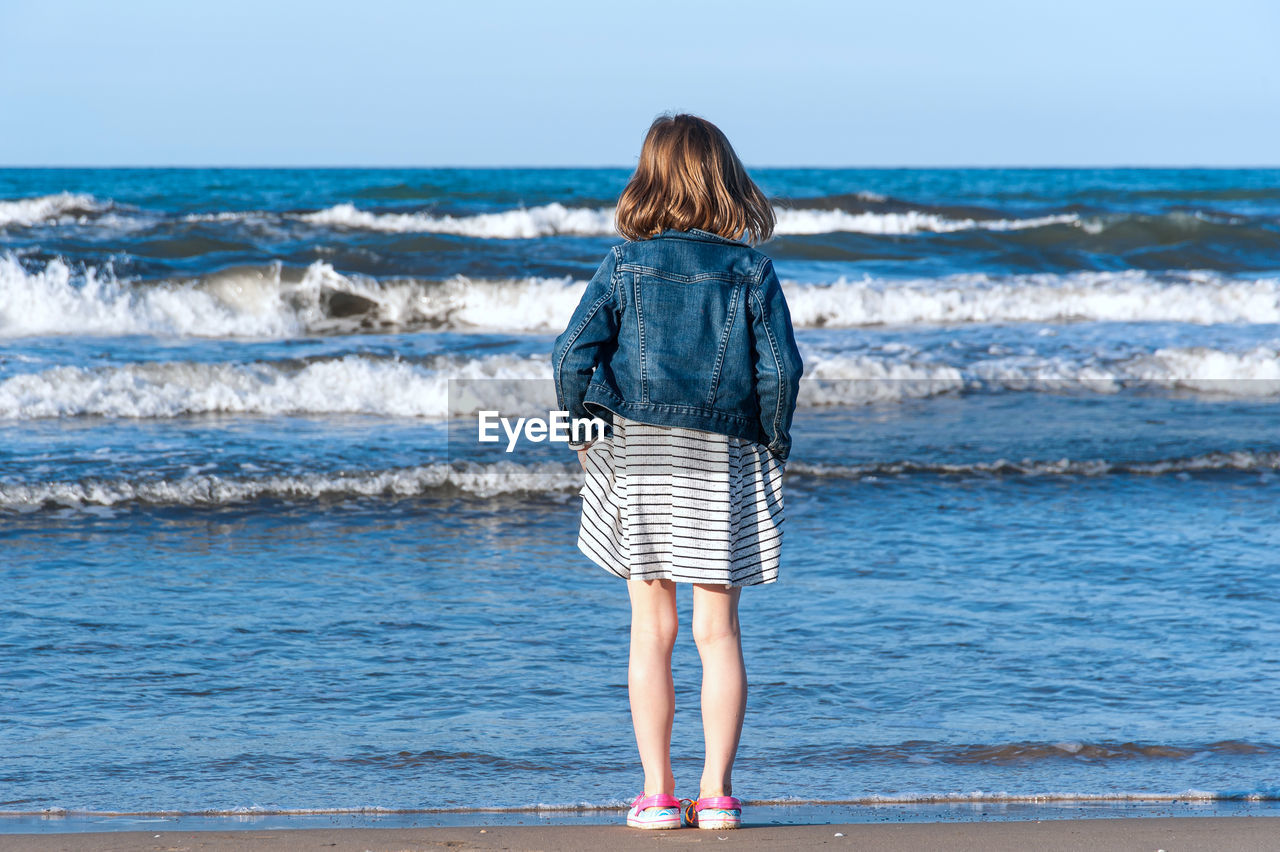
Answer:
552, 227, 803, 461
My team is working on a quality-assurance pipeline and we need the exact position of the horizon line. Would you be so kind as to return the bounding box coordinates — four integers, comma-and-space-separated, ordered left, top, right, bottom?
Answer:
3, 163, 1280, 170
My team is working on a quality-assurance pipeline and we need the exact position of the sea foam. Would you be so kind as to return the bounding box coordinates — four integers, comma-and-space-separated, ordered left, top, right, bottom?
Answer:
0, 192, 102, 228
299, 202, 617, 237
787, 450, 1280, 479
295, 202, 1079, 238
4, 256, 1279, 339
0, 254, 306, 338
799, 345, 1280, 404
783, 271, 1280, 327
3, 451, 1275, 512
0, 353, 554, 420
0, 256, 586, 338
3, 346, 1278, 423
0, 461, 584, 510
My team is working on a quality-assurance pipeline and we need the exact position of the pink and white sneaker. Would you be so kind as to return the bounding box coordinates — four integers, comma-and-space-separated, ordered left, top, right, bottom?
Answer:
625, 793, 683, 829
682, 795, 742, 830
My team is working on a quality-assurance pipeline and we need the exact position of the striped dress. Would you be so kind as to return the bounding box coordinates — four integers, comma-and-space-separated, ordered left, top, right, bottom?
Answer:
577, 414, 785, 587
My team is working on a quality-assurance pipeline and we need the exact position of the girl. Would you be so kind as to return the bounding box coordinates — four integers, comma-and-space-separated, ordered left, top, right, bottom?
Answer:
552, 113, 802, 830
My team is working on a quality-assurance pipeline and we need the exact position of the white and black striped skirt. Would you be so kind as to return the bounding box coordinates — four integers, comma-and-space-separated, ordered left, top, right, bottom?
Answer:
576, 414, 785, 587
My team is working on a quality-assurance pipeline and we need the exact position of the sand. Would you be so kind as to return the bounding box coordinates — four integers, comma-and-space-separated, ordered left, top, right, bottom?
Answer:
4, 817, 1278, 851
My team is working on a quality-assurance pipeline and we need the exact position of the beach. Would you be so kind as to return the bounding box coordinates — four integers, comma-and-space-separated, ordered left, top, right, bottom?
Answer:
8, 818, 1280, 851
2, 167, 1278, 818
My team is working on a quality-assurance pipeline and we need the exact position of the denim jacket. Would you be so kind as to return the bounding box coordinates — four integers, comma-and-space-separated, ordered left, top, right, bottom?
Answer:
552, 227, 803, 461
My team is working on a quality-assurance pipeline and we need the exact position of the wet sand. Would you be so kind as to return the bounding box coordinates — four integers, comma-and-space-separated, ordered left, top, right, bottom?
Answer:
5, 817, 1278, 851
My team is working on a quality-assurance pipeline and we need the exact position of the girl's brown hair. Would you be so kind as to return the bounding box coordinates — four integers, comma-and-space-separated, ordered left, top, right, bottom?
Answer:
615, 113, 775, 245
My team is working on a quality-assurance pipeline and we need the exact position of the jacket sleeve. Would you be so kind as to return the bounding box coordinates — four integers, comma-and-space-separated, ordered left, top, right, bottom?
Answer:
748, 259, 803, 462
552, 247, 621, 424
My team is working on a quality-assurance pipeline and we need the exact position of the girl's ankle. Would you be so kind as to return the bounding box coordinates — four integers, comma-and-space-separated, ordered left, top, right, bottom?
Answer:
644, 778, 676, 797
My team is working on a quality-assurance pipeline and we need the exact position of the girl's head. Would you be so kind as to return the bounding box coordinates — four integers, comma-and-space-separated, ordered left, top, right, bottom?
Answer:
615, 113, 775, 245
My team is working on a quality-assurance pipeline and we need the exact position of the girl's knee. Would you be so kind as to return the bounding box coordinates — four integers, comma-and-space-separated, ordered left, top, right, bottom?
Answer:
692, 583, 742, 650
632, 613, 679, 648
629, 578, 678, 646
692, 612, 740, 650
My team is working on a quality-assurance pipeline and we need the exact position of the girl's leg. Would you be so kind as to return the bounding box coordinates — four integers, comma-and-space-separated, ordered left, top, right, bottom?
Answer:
691, 583, 745, 797
627, 577, 678, 795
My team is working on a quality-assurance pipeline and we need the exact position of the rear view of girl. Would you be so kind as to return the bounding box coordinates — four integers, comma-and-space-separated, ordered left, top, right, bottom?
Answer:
552, 114, 802, 830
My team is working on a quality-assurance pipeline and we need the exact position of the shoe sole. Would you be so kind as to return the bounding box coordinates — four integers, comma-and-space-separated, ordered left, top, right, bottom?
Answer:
627, 816, 683, 830
694, 812, 742, 830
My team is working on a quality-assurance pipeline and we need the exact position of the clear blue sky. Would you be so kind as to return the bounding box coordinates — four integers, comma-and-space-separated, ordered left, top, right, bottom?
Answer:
2, 0, 1277, 166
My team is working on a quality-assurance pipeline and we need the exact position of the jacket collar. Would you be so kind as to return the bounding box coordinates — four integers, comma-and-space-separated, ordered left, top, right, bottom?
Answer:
656, 227, 747, 246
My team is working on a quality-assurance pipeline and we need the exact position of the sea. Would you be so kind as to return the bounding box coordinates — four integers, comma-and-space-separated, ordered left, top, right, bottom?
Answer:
2, 168, 1279, 831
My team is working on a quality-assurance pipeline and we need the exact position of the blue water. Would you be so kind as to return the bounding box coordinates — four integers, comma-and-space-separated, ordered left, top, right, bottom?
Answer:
2, 168, 1279, 821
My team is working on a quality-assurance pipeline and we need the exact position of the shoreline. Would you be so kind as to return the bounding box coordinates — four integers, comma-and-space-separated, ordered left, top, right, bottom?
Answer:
7, 798, 1280, 834
4, 817, 1280, 851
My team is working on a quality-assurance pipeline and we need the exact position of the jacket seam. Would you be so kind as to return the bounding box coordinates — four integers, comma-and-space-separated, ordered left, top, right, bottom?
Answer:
586, 385, 755, 425
751, 254, 769, 288
632, 269, 647, 403
616, 264, 743, 284
650, 229, 745, 247
553, 249, 619, 409
751, 271, 787, 452
705, 281, 741, 407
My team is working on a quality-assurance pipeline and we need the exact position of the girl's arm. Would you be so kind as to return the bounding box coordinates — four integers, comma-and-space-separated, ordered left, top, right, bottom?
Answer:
749, 259, 804, 462
552, 247, 622, 433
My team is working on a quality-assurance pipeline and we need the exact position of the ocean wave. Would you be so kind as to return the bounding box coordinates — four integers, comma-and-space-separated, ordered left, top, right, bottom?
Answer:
5, 256, 1280, 339
294, 201, 1080, 238
800, 346, 1280, 403
9, 786, 1280, 817
749, 789, 1280, 806
785, 270, 1280, 327
12, 188, 1278, 247
0, 256, 592, 338
0, 192, 103, 228
788, 451, 1280, 479
0, 462, 583, 511
3, 345, 1279, 422
775, 208, 1079, 235
779, 739, 1280, 767
0, 254, 308, 338
1121, 345, 1280, 394
0, 353, 553, 420
4, 451, 1275, 513
297, 202, 617, 237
